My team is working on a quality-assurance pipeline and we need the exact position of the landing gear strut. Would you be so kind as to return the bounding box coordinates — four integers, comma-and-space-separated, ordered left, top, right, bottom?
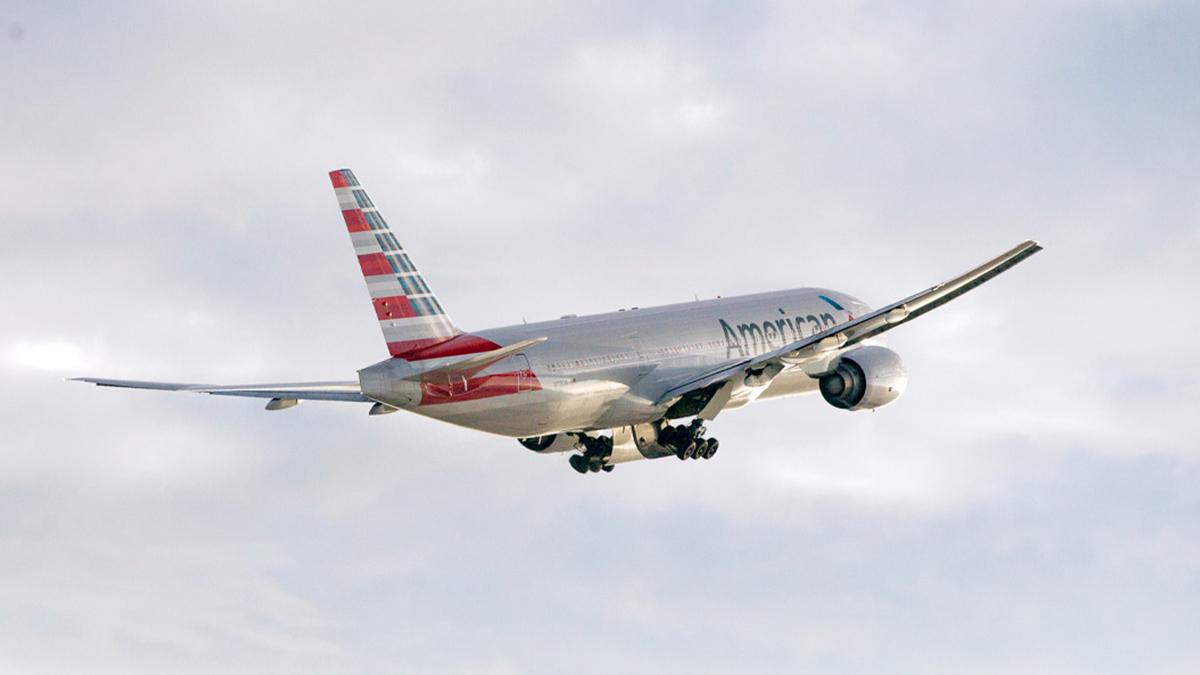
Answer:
658, 419, 719, 461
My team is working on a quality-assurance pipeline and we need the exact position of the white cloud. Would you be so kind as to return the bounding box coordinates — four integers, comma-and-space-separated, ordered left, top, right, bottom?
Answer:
559, 39, 731, 137
393, 150, 491, 181
2, 1, 1199, 672
5, 339, 90, 373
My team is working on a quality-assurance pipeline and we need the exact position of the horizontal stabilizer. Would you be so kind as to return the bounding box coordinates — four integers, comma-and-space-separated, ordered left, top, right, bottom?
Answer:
409, 337, 547, 380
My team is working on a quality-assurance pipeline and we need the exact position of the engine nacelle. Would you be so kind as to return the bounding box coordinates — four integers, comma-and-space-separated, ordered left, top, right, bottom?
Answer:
818, 346, 907, 411
518, 434, 580, 454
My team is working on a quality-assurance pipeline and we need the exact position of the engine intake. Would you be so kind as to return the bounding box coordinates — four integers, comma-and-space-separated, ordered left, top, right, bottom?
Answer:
818, 346, 907, 411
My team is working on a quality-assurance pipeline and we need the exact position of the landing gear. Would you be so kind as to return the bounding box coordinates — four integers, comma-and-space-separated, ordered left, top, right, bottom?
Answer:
660, 419, 719, 462
568, 434, 613, 474
568, 454, 590, 474
565, 419, 720, 474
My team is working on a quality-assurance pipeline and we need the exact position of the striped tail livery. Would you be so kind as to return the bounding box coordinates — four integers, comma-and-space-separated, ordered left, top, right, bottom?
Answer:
330, 168, 461, 357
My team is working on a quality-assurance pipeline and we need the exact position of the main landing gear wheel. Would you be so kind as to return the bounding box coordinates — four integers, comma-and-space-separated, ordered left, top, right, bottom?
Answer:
568, 454, 590, 474
570, 435, 614, 474
666, 420, 718, 462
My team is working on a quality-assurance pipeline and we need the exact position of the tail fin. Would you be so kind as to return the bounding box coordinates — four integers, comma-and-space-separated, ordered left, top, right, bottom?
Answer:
329, 169, 460, 357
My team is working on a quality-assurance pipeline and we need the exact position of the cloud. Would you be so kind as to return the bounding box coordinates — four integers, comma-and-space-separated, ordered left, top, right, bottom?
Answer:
559, 39, 731, 136
2, 1, 1199, 673
5, 339, 90, 373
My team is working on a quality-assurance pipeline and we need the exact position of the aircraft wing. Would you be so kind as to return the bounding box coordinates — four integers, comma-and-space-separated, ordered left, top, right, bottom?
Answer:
655, 239, 1043, 405
73, 338, 546, 406
71, 378, 369, 402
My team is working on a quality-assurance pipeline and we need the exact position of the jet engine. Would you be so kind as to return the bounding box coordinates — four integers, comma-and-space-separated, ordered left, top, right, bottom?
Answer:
518, 434, 580, 453
818, 346, 907, 411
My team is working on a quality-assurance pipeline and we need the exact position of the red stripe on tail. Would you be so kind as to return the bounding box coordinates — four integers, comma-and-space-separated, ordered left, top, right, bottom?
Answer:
373, 295, 417, 320
385, 334, 503, 360
329, 170, 351, 188
401, 334, 501, 360
386, 338, 452, 357
357, 253, 392, 277
342, 209, 369, 232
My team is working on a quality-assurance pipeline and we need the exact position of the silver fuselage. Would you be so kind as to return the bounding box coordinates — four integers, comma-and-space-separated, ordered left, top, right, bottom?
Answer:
358, 288, 873, 437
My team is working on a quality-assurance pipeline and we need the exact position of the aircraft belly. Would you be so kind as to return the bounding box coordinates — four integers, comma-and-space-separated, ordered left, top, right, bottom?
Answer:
591, 390, 667, 429
755, 368, 820, 401
550, 379, 636, 431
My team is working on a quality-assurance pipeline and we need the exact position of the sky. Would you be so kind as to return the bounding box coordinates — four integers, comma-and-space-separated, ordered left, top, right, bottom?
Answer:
2, 0, 1199, 673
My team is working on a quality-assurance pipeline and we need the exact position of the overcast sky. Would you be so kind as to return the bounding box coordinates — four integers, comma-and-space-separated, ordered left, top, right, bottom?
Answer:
2, 1, 1199, 673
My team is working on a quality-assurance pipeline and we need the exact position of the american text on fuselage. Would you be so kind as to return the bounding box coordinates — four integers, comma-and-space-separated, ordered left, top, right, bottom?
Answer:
719, 309, 839, 358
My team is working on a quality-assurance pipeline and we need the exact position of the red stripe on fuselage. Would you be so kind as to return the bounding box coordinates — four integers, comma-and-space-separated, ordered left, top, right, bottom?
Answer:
419, 369, 541, 406
373, 295, 417, 320
342, 209, 369, 232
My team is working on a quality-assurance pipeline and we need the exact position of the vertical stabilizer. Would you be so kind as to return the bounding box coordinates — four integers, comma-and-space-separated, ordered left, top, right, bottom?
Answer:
329, 169, 460, 357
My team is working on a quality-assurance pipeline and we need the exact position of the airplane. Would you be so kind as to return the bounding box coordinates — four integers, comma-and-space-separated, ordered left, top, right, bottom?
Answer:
75, 169, 1042, 474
